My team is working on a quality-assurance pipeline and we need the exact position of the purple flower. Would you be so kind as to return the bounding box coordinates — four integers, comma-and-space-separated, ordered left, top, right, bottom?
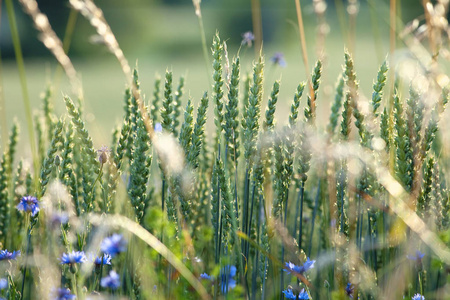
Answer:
0, 250, 20, 261
154, 123, 162, 133
50, 212, 69, 227
97, 146, 110, 164
407, 250, 425, 264
60, 251, 87, 265
17, 196, 40, 216
101, 270, 120, 289
51, 288, 76, 300
0, 278, 7, 290
241, 31, 255, 47
345, 283, 354, 298
412, 294, 425, 300
101, 234, 127, 257
270, 52, 287, 67
284, 258, 315, 274
200, 273, 213, 281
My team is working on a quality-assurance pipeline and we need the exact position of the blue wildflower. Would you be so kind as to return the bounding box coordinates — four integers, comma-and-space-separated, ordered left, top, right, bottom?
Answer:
345, 283, 354, 298
50, 212, 69, 227
407, 250, 425, 264
200, 273, 213, 281
17, 196, 40, 217
0, 278, 7, 290
284, 258, 316, 274
241, 31, 255, 47
0, 250, 20, 261
101, 270, 120, 289
412, 294, 425, 300
282, 288, 296, 299
220, 265, 236, 293
282, 288, 309, 300
93, 253, 112, 266
51, 288, 76, 300
154, 123, 162, 133
100, 234, 127, 257
60, 251, 87, 265
270, 52, 287, 67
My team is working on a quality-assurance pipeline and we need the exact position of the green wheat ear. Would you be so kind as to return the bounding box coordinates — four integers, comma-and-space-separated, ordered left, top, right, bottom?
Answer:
161, 69, 174, 134
150, 76, 161, 124
328, 72, 345, 135
211, 32, 225, 150
371, 59, 389, 116
172, 76, 185, 137
264, 80, 280, 132
179, 99, 194, 157
305, 60, 322, 125
40, 119, 64, 198
243, 55, 264, 167
187, 92, 208, 169
224, 57, 240, 164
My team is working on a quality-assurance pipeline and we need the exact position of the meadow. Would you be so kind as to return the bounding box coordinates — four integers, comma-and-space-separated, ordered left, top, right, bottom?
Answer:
1, 0, 450, 299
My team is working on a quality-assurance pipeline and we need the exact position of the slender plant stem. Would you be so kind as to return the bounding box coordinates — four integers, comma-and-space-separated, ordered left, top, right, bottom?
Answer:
5, 0, 39, 188
250, 0, 263, 56
193, 3, 212, 88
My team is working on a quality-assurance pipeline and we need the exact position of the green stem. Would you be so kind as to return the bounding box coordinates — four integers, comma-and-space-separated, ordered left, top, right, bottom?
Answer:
5, 0, 39, 189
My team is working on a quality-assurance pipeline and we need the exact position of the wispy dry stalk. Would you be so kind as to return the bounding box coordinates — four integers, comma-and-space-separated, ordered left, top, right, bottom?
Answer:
69, 0, 155, 142
18, 0, 81, 96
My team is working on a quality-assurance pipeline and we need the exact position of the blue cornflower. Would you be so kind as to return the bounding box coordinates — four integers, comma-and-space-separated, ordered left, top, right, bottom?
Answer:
93, 253, 112, 266
282, 288, 309, 300
101, 270, 120, 289
241, 31, 255, 47
407, 250, 425, 264
220, 265, 236, 293
284, 258, 316, 274
0, 278, 7, 290
154, 123, 162, 133
270, 52, 287, 68
100, 234, 127, 257
200, 273, 213, 281
0, 250, 20, 261
17, 196, 40, 217
51, 288, 76, 300
282, 288, 296, 299
50, 212, 69, 227
60, 251, 87, 265
412, 294, 425, 300
345, 283, 354, 298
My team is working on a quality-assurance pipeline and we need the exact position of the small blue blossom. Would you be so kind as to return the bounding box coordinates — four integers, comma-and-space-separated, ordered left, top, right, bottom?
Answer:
50, 212, 69, 227
412, 294, 425, 300
200, 273, 213, 281
345, 283, 354, 298
52, 288, 76, 300
298, 289, 310, 300
220, 265, 236, 293
101, 270, 120, 289
241, 31, 255, 47
0, 250, 20, 261
154, 123, 162, 133
93, 253, 112, 266
284, 258, 315, 274
0, 278, 7, 290
17, 196, 40, 217
282, 288, 310, 300
270, 52, 287, 68
60, 251, 87, 265
407, 250, 425, 264
282, 288, 296, 299
100, 234, 127, 257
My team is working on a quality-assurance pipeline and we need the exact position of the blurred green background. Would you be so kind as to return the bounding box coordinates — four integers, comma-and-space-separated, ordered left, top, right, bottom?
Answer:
0, 0, 426, 154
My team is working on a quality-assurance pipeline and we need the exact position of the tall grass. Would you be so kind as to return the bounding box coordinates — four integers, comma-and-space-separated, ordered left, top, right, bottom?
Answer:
1, 1, 450, 300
